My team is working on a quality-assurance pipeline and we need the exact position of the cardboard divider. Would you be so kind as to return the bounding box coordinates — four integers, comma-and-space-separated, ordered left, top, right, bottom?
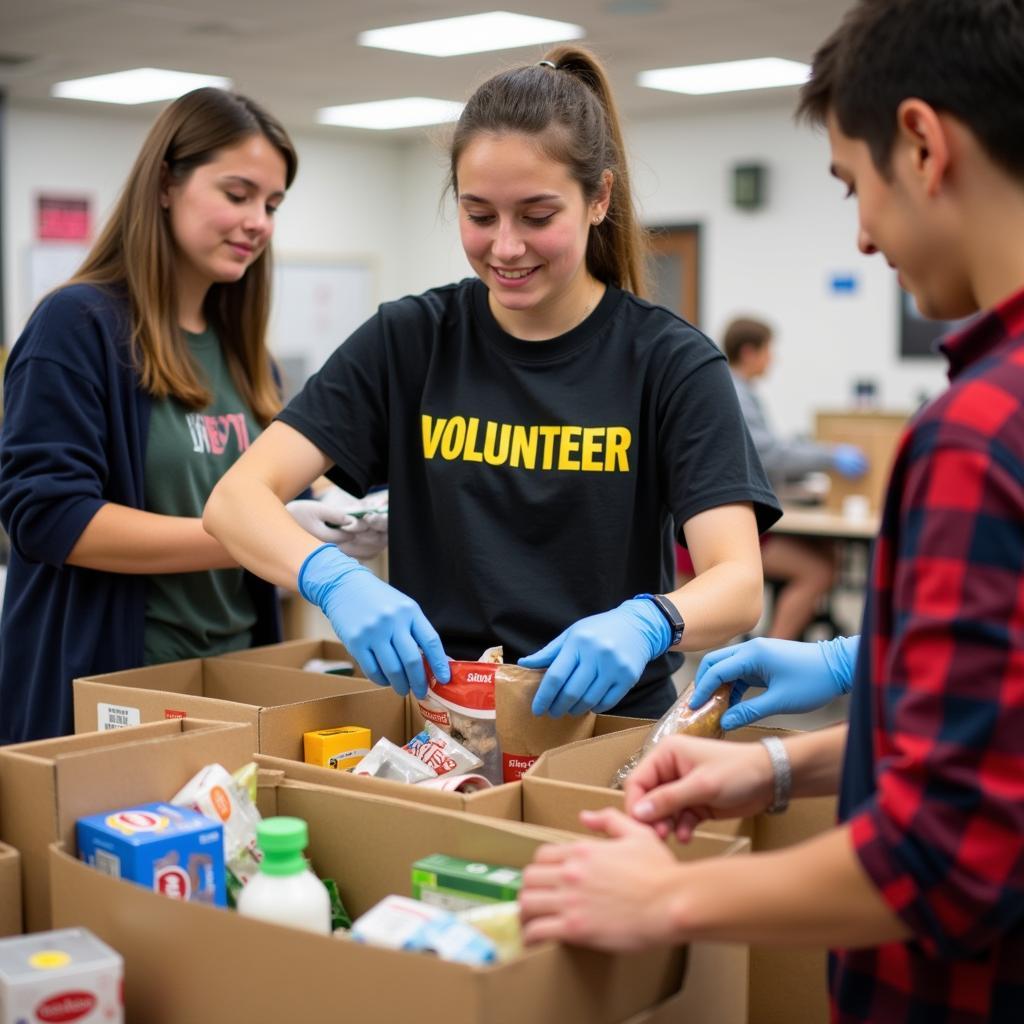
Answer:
72, 658, 378, 758
50, 775, 749, 1024
0, 719, 255, 932
0, 841, 21, 937
522, 723, 837, 1024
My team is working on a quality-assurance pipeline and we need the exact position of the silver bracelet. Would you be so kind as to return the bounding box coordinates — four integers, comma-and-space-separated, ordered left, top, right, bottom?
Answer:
760, 736, 792, 815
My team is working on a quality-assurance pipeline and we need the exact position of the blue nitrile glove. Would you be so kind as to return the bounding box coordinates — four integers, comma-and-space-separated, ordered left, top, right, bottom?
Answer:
519, 599, 671, 718
690, 635, 860, 730
832, 444, 868, 478
297, 544, 449, 699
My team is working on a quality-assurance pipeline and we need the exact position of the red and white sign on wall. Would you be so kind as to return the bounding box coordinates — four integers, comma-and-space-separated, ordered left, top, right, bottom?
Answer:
37, 194, 92, 241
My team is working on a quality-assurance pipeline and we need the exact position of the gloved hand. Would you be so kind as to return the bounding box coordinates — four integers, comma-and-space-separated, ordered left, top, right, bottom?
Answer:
519, 599, 671, 718
297, 543, 449, 698
690, 635, 860, 730
286, 486, 388, 560
831, 444, 868, 479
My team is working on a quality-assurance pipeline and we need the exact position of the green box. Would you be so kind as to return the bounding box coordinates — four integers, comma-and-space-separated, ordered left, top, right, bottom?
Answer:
411, 854, 522, 912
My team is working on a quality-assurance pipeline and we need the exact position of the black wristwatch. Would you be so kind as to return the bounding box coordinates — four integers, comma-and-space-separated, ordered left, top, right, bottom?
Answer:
633, 593, 685, 647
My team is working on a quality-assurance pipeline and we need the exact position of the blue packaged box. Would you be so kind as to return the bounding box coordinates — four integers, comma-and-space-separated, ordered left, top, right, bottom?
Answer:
76, 802, 226, 906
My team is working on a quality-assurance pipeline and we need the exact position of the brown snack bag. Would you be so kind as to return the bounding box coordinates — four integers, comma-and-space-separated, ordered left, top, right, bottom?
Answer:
610, 679, 731, 789
494, 666, 595, 782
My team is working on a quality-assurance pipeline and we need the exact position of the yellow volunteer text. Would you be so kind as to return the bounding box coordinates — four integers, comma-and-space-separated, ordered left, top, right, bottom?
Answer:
421, 415, 631, 472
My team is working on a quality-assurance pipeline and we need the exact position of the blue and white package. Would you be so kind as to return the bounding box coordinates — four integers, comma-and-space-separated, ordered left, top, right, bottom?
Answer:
351, 895, 497, 965
76, 801, 226, 906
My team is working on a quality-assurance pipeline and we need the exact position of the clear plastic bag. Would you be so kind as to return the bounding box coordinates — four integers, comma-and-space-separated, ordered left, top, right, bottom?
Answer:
610, 679, 731, 789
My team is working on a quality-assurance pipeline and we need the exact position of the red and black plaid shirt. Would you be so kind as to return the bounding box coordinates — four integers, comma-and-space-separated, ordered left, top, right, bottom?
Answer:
833, 286, 1024, 1023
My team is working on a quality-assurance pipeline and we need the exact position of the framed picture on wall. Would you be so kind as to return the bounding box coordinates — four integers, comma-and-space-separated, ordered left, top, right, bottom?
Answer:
898, 288, 975, 357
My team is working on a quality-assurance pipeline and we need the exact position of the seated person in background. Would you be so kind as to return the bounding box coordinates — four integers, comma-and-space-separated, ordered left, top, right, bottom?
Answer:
724, 316, 867, 640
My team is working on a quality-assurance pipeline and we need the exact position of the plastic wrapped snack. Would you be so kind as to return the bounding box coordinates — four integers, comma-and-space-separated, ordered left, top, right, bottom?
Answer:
353, 738, 436, 784
417, 659, 502, 784
611, 680, 731, 789
170, 762, 262, 885
402, 721, 483, 778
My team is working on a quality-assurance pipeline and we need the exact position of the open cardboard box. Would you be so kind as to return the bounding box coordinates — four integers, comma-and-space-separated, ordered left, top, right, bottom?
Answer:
246, 685, 648, 819
50, 775, 749, 1024
522, 724, 837, 1024
219, 636, 357, 669
0, 841, 21, 937
0, 718, 255, 932
72, 658, 377, 757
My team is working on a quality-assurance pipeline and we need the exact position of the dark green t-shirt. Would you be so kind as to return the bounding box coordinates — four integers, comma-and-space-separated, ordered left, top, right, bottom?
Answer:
143, 328, 259, 664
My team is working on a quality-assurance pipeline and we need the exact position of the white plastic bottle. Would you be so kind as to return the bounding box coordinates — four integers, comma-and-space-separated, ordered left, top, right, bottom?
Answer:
236, 816, 331, 935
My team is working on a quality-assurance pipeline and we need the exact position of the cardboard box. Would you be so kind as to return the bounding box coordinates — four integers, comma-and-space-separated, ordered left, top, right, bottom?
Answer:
0, 719, 254, 932
523, 724, 836, 1024
0, 843, 21, 938
815, 409, 908, 514
51, 776, 750, 1024
220, 637, 357, 670
72, 658, 376, 758
250, 688, 647, 820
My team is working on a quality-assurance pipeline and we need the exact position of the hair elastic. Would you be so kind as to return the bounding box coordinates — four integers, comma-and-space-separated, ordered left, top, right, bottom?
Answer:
537, 60, 557, 69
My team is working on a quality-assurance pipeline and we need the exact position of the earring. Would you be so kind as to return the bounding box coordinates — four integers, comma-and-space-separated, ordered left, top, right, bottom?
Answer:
592, 216, 603, 225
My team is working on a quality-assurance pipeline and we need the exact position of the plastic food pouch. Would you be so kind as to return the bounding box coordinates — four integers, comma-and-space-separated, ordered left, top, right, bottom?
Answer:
418, 659, 502, 784
170, 762, 262, 884
611, 680, 731, 789
403, 721, 483, 778
352, 738, 436, 783
494, 667, 595, 782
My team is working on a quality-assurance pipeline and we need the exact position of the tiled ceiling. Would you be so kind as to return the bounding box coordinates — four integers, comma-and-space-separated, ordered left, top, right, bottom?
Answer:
1, 0, 853, 136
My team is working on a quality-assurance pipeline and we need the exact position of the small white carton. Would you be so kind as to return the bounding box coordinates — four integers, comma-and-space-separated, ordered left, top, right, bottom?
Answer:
0, 927, 123, 1024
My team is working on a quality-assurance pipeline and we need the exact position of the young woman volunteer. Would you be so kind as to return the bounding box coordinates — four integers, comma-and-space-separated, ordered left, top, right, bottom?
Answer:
0, 88, 300, 742
205, 46, 781, 720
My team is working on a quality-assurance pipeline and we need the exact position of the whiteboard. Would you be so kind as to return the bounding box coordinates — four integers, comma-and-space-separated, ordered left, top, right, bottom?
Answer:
269, 258, 375, 395
27, 243, 90, 310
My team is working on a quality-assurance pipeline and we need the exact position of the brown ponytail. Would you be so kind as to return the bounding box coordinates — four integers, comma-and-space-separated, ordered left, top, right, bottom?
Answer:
449, 45, 649, 297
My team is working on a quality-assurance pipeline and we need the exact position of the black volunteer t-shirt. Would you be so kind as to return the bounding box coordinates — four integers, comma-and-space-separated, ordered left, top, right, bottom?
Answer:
279, 278, 780, 716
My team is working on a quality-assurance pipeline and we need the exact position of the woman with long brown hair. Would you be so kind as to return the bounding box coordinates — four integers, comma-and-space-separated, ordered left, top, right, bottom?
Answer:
205, 46, 780, 721
0, 88, 298, 741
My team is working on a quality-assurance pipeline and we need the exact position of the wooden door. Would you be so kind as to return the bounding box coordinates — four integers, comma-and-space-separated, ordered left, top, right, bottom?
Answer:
646, 225, 701, 325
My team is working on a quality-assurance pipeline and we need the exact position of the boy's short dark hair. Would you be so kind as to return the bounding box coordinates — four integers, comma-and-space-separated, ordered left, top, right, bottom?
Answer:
797, 0, 1024, 181
722, 317, 773, 365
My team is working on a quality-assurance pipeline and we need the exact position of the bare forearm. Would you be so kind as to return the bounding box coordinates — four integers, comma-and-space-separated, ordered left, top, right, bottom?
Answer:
665, 825, 909, 947
204, 472, 320, 590
66, 503, 238, 573
786, 724, 848, 797
667, 560, 763, 651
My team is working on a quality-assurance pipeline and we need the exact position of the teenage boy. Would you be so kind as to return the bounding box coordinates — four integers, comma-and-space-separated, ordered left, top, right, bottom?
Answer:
518, 2, 1024, 1021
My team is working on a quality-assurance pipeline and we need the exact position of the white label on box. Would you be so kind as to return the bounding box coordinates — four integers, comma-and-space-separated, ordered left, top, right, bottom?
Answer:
97, 702, 141, 731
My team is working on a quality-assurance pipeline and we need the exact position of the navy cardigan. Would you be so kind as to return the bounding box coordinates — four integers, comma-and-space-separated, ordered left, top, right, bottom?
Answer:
0, 284, 280, 742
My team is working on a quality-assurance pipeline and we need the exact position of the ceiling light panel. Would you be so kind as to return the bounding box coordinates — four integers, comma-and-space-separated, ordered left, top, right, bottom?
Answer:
317, 97, 465, 130
51, 68, 231, 104
638, 58, 810, 96
358, 11, 584, 57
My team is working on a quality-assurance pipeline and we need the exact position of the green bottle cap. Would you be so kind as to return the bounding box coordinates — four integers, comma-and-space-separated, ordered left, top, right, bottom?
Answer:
256, 816, 310, 877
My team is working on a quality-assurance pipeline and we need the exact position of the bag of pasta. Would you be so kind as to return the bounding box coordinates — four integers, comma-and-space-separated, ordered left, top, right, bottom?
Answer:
610, 679, 731, 789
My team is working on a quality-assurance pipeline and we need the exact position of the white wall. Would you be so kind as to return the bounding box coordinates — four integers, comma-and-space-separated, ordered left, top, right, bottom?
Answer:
398, 101, 950, 437
2, 103, 411, 349
4, 99, 949, 435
